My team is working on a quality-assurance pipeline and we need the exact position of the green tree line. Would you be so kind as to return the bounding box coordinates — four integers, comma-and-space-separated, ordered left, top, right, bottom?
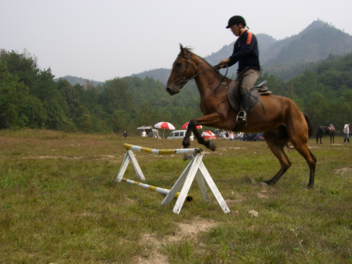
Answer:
0, 49, 201, 135
1, 49, 351, 135
255, 52, 352, 132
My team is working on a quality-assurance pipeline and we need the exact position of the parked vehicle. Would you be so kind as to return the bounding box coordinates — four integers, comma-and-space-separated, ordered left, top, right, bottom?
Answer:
167, 130, 194, 140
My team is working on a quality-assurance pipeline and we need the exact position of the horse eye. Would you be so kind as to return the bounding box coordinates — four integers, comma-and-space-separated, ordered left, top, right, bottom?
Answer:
175, 62, 182, 68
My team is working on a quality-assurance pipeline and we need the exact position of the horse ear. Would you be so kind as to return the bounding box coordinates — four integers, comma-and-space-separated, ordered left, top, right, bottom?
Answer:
179, 44, 184, 52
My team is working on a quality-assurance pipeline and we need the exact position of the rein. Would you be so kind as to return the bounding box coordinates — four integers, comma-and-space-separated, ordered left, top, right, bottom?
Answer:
177, 53, 229, 92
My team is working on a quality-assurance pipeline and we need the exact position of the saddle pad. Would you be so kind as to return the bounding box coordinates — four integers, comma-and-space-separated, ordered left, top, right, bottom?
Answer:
227, 80, 270, 112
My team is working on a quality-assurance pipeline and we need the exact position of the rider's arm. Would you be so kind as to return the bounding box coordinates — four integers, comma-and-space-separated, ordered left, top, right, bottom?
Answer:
228, 32, 256, 67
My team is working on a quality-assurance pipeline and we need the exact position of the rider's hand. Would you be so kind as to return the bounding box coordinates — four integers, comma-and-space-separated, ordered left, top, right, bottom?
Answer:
216, 58, 230, 69
214, 64, 222, 70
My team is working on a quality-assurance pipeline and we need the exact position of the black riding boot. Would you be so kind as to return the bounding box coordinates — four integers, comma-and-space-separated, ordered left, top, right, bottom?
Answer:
236, 92, 251, 125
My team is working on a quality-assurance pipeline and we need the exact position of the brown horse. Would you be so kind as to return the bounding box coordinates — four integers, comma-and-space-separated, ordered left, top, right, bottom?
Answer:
166, 45, 317, 188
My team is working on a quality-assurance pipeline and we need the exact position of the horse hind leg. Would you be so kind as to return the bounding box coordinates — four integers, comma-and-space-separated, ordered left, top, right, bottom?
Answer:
260, 131, 291, 186
291, 140, 316, 188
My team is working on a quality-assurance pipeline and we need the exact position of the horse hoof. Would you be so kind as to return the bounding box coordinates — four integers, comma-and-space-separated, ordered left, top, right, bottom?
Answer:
259, 181, 268, 186
307, 184, 314, 189
208, 140, 216, 151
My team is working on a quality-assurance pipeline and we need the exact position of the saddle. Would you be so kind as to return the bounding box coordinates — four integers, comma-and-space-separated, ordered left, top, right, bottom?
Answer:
328, 124, 335, 132
227, 80, 272, 113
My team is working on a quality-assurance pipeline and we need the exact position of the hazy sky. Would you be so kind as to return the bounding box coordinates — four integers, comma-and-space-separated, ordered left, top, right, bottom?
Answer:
1, 0, 352, 82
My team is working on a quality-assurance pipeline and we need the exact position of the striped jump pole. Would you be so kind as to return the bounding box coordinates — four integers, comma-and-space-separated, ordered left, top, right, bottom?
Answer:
116, 143, 230, 215
122, 143, 202, 155
122, 178, 193, 202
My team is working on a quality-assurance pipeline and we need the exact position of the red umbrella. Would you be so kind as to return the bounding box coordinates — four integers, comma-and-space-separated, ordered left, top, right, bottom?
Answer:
154, 122, 175, 138
181, 122, 202, 130
201, 130, 217, 140
154, 122, 175, 130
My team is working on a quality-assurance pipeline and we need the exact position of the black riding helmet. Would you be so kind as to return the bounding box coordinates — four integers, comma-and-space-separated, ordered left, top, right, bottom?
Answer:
226, 15, 246, 28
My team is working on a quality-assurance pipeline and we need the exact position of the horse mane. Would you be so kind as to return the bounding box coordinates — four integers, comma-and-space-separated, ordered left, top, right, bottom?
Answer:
182, 47, 231, 80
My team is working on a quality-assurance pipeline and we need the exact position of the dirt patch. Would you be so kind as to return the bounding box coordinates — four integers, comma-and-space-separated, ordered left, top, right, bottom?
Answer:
257, 192, 268, 198
226, 192, 245, 204
257, 189, 268, 199
336, 167, 352, 175
166, 218, 217, 243
135, 217, 217, 263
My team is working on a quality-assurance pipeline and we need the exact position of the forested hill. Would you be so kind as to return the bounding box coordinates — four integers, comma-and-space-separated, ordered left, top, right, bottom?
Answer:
130, 33, 278, 83
0, 49, 202, 135
133, 20, 352, 83
263, 20, 352, 79
256, 52, 352, 130
53, 75, 102, 87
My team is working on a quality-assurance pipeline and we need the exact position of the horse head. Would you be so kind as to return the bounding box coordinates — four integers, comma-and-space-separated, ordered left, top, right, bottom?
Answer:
166, 44, 195, 95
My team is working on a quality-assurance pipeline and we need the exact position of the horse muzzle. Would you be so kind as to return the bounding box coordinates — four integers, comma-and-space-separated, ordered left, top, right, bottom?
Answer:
166, 86, 180, 95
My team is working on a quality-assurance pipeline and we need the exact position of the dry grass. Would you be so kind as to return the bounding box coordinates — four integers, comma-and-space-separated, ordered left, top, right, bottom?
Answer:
0, 129, 352, 263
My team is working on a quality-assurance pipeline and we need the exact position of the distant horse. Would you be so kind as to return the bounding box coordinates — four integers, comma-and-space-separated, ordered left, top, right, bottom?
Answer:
316, 124, 335, 144
166, 45, 316, 188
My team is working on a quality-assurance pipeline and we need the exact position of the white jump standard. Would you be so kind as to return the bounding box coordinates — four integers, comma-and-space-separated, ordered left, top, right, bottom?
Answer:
116, 143, 230, 215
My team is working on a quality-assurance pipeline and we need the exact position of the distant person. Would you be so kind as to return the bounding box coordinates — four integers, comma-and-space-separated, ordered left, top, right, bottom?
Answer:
229, 131, 235, 140
216, 15, 260, 126
122, 130, 128, 138
219, 129, 227, 139
343, 123, 350, 143
141, 129, 147, 138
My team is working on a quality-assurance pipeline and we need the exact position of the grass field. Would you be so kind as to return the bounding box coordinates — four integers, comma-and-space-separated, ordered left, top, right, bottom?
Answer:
0, 129, 351, 263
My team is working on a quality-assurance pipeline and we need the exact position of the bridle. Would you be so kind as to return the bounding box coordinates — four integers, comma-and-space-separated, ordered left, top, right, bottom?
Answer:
176, 51, 229, 92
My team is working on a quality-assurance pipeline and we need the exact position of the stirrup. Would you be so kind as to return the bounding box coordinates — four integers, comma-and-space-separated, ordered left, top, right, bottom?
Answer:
236, 110, 247, 124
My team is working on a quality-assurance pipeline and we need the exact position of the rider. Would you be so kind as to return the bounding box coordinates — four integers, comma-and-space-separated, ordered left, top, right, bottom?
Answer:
217, 15, 260, 125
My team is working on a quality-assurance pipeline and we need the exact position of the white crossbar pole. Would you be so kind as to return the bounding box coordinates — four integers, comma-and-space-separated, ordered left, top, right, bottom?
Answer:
122, 178, 193, 202
123, 143, 201, 155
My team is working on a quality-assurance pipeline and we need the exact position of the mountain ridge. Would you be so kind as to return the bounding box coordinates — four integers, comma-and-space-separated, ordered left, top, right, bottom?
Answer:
59, 20, 352, 86
132, 20, 352, 83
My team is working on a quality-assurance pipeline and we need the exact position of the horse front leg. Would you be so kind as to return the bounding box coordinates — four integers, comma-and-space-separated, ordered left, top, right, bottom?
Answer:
182, 119, 214, 149
182, 113, 222, 151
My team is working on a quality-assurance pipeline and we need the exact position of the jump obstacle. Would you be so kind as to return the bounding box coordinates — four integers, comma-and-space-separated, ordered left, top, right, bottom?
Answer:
116, 143, 230, 215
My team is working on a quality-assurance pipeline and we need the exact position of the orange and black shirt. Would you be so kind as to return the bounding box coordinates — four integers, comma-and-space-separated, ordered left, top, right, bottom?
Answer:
228, 30, 260, 73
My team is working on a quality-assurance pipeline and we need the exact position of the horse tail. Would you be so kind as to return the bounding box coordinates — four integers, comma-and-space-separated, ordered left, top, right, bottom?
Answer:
303, 112, 313, 138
